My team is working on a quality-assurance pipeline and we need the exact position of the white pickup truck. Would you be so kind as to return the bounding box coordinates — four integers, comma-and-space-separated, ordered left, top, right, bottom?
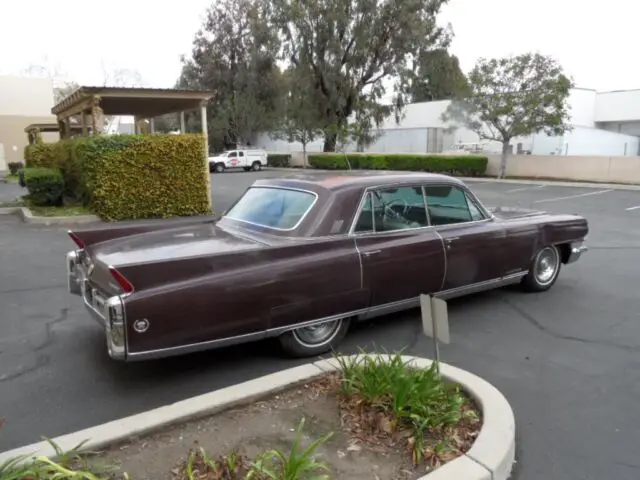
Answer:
208, 149, 268, 173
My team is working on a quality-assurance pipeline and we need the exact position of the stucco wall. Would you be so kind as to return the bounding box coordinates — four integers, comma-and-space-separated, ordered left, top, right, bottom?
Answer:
0, 76, 54, 117
0, 115, 59, 166
487, 155, 640, 184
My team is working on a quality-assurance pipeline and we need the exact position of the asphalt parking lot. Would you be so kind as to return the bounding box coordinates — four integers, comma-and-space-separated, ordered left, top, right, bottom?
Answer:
1, 168, 640, 480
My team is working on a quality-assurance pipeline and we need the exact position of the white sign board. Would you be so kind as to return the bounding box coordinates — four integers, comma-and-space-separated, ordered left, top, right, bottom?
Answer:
420, 294, 450, 344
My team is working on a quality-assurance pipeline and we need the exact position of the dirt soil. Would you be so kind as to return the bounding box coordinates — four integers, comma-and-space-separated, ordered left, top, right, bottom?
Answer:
91, 373, 475, 480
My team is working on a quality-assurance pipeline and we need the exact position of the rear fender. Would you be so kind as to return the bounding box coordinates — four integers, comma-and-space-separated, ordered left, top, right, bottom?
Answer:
68, 215, 215, 249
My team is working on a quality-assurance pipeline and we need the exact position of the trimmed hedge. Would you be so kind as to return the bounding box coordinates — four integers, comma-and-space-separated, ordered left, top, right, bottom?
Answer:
24, 143, 57, 168
72, 134, 210, 221
267, 154, 291, 167
307, 153, 488, 176
7, 162, 23, 175
23, 167, 64, 206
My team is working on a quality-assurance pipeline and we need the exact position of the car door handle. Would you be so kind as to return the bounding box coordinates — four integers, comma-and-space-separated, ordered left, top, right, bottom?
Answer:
362, 250, 382, 257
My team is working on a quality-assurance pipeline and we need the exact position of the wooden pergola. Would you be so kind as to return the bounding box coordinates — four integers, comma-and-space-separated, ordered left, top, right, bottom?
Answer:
51, 86, 216, 155
51, 86, 216, 209
24, 122, 85, 145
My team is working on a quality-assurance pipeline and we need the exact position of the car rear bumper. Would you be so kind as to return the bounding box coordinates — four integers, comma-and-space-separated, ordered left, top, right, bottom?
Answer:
66, 249, 127, 361
566, 241, 588, 264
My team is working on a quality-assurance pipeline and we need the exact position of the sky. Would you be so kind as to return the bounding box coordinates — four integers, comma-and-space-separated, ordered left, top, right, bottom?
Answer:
0, 0, 636, 92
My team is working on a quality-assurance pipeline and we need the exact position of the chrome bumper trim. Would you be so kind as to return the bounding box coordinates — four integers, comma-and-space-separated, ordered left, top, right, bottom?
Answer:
80, 277, 127, 361
566, 241, 588, 264
67, 250, 82, 296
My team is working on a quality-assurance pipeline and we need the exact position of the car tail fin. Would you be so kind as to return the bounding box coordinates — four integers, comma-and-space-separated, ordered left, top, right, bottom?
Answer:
108, 266, 135, 294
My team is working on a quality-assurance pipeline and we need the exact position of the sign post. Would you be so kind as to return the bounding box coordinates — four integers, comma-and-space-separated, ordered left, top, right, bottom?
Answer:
420, 294, 450, 373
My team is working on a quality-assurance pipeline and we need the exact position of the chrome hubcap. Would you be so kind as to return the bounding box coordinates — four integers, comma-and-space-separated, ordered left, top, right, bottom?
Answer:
534, 247, 559, 285
293, 320, 341, 347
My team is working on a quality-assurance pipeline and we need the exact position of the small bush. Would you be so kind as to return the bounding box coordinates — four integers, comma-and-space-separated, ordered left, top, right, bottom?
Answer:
24, 143, 57, 168
73, 134, 211, 221
23, 167, 64, 206
7, 162, 23, 175
308, 153, 488, 176
267, 153, 291, 167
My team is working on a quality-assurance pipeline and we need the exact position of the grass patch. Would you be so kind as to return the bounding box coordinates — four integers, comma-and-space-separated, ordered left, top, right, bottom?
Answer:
335, 351, 480, 468
3, 174, 19, 184
27, 204, 92, 217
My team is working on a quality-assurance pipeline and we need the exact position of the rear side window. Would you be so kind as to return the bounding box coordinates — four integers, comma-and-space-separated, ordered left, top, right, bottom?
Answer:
224, 187, 317, 230
425, 185, 484, 225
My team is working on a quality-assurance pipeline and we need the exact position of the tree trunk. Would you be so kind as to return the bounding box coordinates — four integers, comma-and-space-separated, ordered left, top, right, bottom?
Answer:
499, 141, 510, 179
323, 132, 337, 152
302, 142, 307, 168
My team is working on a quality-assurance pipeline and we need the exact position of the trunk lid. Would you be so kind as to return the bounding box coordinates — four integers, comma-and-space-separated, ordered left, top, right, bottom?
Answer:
84, 223, 267, 294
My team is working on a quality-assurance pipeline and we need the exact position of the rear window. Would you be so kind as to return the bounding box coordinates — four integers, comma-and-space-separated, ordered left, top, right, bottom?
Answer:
224, 187, 317, 230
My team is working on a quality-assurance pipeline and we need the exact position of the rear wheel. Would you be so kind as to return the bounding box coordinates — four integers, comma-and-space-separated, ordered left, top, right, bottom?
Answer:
251, 161, 262, 171
521, 245, 561, 292
278, 318, 350, 357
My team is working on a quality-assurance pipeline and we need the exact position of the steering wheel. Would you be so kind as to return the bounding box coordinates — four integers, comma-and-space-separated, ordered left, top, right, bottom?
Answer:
385, 198, 410, 217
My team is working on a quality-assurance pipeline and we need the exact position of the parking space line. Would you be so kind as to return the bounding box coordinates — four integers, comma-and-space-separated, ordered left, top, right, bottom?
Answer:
624, 205, 640, 211
505, 185, 546, 193
533, 189, 614, 204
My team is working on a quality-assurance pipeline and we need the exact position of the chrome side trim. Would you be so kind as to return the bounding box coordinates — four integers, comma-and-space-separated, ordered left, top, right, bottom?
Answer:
222, 186, 320, 232
353, 238, 364, 290
125, 271, 528, 362
565, 241, 588, 264
434, 271, 527, 300
434, 230, 447, 291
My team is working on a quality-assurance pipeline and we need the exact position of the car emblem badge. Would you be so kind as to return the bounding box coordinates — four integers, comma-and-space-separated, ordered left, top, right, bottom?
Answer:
133, 319, 150, 333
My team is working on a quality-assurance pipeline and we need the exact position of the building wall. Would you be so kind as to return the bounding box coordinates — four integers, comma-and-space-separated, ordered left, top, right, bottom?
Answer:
597, 120, 640, 136
561, 126, 639, 156
595, 90, 640, 123
567, 88, 597, 127
0, 75, 56, 170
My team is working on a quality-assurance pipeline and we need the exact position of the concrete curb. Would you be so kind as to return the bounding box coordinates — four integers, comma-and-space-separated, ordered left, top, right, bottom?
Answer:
265, 167, 640, 191
0, 355, 515, 480
0, 206, 99, 225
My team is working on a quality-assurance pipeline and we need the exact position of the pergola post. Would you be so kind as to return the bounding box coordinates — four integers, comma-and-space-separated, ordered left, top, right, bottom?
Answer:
57, 118, 66, 140
81, 112, 87, 136
200, 101, 212, 211
90, 96, 104, 135
149, 118, 155, 134
179, 111, 186, 133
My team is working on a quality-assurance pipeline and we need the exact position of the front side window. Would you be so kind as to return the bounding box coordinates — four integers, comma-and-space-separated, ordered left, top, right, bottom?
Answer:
354, 186, 428, 233
224, 187, 316, 230
425, 185, 482, 225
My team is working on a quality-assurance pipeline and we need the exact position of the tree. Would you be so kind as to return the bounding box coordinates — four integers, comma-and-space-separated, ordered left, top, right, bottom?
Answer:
272, 68, 323, 166
269, 0, 452, 152
406, 48, 469, 103
441, 52, 574, 178
178, 0, 285, 151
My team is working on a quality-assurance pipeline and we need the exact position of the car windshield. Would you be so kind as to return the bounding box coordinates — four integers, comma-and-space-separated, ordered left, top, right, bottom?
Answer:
223, 187, 317, 230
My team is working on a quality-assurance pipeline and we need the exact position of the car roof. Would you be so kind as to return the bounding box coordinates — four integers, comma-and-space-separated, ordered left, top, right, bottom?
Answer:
252, 171, 466, 193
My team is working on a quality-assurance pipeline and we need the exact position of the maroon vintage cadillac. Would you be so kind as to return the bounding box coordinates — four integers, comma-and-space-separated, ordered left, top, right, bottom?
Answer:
66, 172, 588, 362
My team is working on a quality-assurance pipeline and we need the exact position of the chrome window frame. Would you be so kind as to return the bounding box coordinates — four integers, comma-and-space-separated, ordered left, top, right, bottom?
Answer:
348, 181, 494, 237
222, 185, 320, 232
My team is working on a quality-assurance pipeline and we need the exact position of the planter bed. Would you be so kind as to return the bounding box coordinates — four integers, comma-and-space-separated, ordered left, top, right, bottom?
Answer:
82, 354, 481, 480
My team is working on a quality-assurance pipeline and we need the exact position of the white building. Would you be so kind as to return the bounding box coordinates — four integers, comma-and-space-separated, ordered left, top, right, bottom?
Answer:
253, 87, 640, 157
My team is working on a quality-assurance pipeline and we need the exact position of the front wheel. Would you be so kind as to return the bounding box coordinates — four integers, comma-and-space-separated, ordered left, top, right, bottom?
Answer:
278, 318, 350, 357
521, 245, 561, 292
214, 163, 225, 173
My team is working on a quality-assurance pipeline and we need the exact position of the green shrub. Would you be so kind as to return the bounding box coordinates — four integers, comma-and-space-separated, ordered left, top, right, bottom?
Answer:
267, 153, 291, 167
7, 162, 22, 175
24, 143, 57, 168
73, 134, 210, 221
51, 139, 81, 199
23, 167, 64, 206
307, 153, 488, 176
